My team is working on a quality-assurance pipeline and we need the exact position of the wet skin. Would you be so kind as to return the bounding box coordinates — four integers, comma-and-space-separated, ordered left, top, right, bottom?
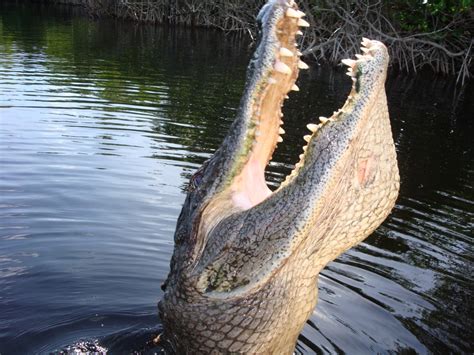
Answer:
158, 0, 400, 353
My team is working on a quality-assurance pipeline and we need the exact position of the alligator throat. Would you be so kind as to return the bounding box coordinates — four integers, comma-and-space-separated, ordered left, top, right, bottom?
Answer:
159, 0, 400, 353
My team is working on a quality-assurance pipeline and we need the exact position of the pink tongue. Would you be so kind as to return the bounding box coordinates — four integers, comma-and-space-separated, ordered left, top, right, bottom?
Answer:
231, 160, 272, 210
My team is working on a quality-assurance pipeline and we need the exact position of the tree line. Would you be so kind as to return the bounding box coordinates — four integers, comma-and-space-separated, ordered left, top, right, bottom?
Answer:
52, 0, 473, 84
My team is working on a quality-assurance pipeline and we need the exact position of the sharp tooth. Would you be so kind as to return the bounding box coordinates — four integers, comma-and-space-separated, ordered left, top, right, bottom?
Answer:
303, 146, 307, 152
361, 47, 371, 54
268, 77, 277, 84
298, 19, 310, 27
341, 59, 356, 67
285, 95, 289, 99
352, 77, 357, 83
298, 60, 309, 69
319, 116, 329, 123
296, 10, 306, 17
296, 50, 302, 56
279, 113, 284, 118
303, 135, 311, 142
286, 8, 301, 18
299, 154, 304, 160
307, 123, 318, 132
346, 71, 353, 77
296, 30, 303, 36
279, 127, 286, 134
274, 61, 292, 74
277, 136, 283, 143
291, 84, 300, 91
279, 47, 294, 57
348, 95, 353, 99
361, 37, 372, 47
355, 54, 364, 59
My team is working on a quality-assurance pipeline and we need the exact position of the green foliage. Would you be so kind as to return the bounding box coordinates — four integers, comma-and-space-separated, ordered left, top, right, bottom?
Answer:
388, 0, 473, 34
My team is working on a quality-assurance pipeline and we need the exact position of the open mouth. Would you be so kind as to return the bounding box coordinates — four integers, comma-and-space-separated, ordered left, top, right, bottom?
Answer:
229, 1, 382, 211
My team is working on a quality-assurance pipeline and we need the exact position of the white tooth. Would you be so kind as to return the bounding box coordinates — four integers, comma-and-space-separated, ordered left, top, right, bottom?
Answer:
299, 154, 304, 160
277, 136, 283, 143
355, 54, 364, 59
298, 19, 310, 27
279, 47, 294, 57
279, 127, 286, 134
285, 95, 289, 99
306, 123, 318, 132
268, 77, 277, 84
352, 77, 357, 83
303, 146, 307, 152
296, 30, 303, 36
345, 71, 353, 77
348, 95, 353, 99
319, 116, 329, 123
296, 10, 306, 17
341, 59, 356, 67
279, 113, 284, 118
361, 47, 371, 54
286, 8, 301, 18
361, 37, 372, 47
274, 61, 292, 74
296, 50, 302, 56
303, 135, 311, 142
298, 60, 309, 69
291, 84, 300, 91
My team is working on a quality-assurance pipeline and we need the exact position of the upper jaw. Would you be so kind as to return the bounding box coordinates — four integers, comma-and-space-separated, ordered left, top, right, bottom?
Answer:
279, 39, 390, 188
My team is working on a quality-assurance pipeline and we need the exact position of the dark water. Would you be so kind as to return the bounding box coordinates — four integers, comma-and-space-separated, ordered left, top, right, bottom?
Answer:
0, 3, 473, 354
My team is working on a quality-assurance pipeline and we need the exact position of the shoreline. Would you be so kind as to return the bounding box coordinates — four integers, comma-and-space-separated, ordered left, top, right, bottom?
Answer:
17, 0, 474, 84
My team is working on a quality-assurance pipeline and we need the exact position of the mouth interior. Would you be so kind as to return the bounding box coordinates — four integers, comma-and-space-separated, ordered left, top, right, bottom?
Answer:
230, 9, 302, 210
229, 5, 375, 211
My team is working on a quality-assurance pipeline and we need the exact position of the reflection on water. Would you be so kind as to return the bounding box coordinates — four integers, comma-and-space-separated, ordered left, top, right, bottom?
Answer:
0, 3, 472, 354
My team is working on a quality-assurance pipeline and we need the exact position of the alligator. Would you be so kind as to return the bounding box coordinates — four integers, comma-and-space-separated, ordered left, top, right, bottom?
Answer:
158, 0, 400, 353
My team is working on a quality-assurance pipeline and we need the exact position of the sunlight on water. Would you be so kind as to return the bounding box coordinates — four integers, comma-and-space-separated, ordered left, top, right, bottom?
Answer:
0, 2, 472, 354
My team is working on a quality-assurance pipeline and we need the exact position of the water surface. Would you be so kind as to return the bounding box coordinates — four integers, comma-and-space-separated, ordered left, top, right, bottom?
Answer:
0, 3, 473, 354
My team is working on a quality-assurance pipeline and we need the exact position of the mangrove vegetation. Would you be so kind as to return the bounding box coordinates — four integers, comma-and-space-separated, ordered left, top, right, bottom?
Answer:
41, 0, 474, 84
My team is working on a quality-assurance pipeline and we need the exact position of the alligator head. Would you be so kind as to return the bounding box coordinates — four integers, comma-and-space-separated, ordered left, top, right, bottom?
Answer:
158, 0, 399, 353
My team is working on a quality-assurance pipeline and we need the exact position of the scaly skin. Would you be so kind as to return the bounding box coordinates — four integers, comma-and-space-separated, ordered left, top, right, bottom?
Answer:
158, 0, 400, 353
